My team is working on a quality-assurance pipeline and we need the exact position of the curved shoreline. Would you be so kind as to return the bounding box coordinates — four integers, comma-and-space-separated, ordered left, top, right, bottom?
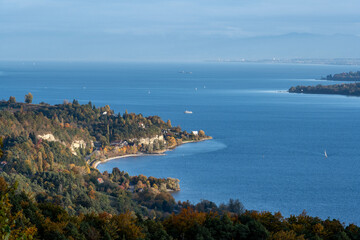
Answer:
93, 152, 165, 169
93, 137, 213, 169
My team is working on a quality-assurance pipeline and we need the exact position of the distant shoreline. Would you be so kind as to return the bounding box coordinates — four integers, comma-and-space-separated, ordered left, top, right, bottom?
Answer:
93, 137, 212, 169
205, 58, 360, 66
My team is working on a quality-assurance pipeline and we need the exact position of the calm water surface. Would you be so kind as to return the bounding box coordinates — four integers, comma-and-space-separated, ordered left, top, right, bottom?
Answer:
1, 61, 360, 223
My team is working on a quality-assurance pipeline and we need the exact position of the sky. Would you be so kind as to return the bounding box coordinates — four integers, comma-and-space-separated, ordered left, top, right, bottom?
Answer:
1, 0, 360, 61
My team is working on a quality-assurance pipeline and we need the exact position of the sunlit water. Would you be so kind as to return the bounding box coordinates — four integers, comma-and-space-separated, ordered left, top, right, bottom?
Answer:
1, 61, 360, 223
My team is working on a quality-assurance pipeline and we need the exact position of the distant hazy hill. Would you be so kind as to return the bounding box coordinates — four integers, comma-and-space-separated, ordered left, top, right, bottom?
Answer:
2, 32, 360, 61
214, 33, 360, 60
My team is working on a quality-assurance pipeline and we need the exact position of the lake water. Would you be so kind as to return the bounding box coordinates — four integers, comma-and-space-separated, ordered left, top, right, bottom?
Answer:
1, 61, 360, 223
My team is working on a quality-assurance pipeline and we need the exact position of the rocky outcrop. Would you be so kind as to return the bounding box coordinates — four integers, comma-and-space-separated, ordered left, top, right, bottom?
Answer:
159, 177, 180, 192
130, 135, 165, 145
70, 140, 87, 155
37, 133, 58, 142
37, 133, 87, 156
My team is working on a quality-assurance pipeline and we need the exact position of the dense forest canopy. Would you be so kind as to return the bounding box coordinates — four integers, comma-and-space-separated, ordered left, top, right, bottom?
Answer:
2, 177, 360, 240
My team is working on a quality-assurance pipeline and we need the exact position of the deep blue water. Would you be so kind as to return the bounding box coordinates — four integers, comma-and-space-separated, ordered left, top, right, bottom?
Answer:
1, 61, 360, 223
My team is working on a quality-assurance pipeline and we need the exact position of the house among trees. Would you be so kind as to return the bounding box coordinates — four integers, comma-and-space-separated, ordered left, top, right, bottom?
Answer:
161, 129, 170, 134
110, 140, 128, 147
192, 131, 198, 135
97, 178, 104, 184
93, 141, 102, 149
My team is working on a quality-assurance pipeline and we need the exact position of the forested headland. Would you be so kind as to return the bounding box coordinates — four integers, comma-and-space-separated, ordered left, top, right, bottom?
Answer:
322, 71, 360, 81
289, 83, 360, 97
1, 95, 359, 240
0, 95, 211, 215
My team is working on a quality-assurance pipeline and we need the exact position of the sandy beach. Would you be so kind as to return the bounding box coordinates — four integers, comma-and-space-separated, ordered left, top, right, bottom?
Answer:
92, 152, 165, 168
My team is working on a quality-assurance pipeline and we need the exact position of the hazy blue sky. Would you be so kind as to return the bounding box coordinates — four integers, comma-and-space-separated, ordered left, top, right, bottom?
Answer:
1, 0, 360, 61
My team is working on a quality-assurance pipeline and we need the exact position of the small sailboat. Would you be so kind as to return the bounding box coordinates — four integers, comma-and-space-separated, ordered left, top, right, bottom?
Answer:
324, 150, 328, 158
184, 110, 193, 114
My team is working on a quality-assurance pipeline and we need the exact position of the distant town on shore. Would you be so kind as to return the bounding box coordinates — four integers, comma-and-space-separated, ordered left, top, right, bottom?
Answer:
208, 58, 360, 66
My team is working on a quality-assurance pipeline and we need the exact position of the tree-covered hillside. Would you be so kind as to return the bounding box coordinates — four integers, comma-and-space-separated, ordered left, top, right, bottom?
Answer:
0, 98, 209, 217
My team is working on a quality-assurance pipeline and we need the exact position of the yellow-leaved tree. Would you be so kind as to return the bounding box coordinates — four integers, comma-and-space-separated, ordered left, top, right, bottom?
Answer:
166, 136, 177, 147
199, 130, 205, 137
0, 178, 37, 239
25, 92, 33, 104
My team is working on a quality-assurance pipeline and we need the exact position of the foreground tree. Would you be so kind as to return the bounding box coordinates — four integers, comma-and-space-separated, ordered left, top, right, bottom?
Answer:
8, 96, 16, 103
0, 178, 37, 239
25, 92, 33, 103
199, 130, 205, 137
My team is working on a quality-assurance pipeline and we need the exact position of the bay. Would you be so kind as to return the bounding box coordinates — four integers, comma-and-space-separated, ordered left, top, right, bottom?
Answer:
1, 61, 360, 223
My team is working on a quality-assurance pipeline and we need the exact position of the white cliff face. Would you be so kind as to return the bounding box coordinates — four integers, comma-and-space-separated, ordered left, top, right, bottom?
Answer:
70, 140, 87, 155
137, 135, 164, 145
37, 133, 86, 156
37, 133, 57, 142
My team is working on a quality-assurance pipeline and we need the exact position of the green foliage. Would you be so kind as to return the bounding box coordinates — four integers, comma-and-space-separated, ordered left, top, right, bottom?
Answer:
8, 96, 16, 104
1, 176, 359, 240
0, 100, 208, 216
0, 178, 37, 239
5, 99, 355, 240
289, 83, 360, 97
25, 92, 33, 104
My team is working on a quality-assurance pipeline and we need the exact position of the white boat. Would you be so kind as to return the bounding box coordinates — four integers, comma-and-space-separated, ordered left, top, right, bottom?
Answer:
184, 110, 193, 114
324, 150, 328, 158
